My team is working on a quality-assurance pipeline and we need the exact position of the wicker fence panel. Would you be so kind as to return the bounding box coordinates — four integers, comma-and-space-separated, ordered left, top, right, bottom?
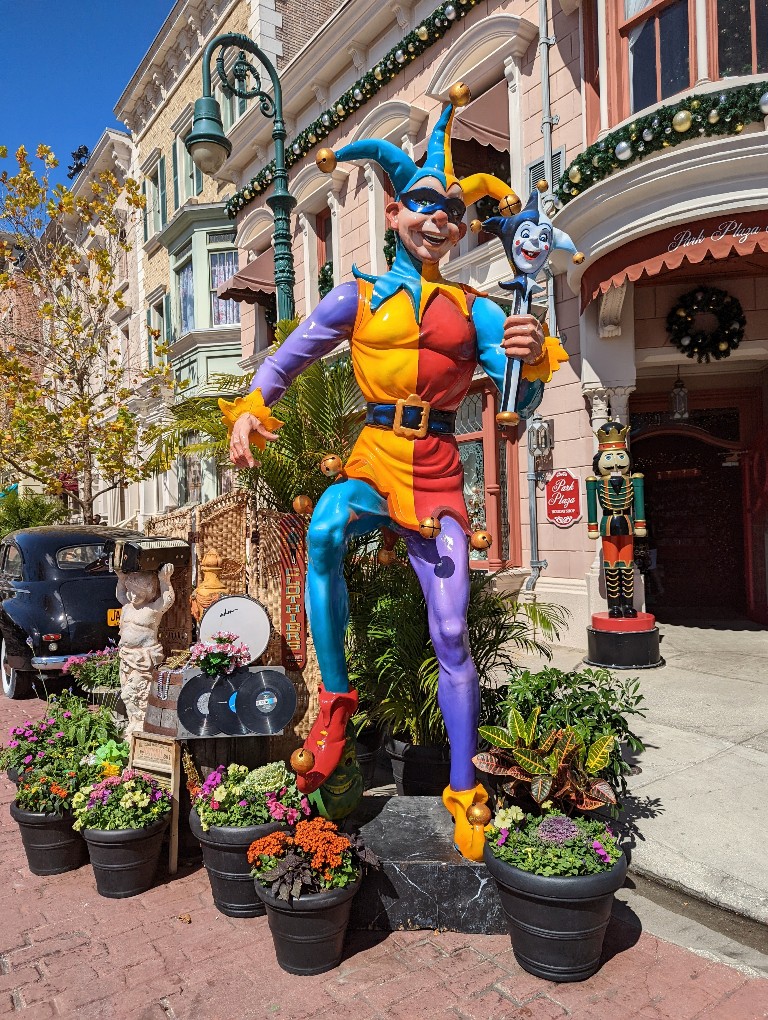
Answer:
144, 507, 195, 656
249, 509, 321, 760
195, 490, 249, 594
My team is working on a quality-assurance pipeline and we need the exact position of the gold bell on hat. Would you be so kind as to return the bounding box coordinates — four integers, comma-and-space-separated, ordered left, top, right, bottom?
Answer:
448, 81, 471, 107
316, 148, 337, 173
470, 530, 492, 551
320, 454, 343, 477
418, 516, 442, 540
498, 193, 522, 217
292, 494, 314, 515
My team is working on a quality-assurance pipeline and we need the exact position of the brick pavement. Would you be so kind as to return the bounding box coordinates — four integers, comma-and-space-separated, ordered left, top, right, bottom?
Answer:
1, 697, 767, 1020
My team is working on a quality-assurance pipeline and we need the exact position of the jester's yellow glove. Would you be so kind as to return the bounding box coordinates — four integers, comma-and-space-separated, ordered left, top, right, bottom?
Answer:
218, 388, 284, 451
521, 335, 569, 384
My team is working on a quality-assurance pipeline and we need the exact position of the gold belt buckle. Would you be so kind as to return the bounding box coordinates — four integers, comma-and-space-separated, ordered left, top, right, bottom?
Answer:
393, 393, 431, 440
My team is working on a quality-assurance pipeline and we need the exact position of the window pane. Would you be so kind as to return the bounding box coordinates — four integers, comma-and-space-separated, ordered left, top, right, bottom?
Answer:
209, 250, 241, 326
456, 392, 483, 434
717, 0, 755, 75
659, 1, 690, 97
758, 0, 768, 71
459, 439, 488, 561
628, 19, 658, 112
55, 545, 107, 570
178, 262, 195, 335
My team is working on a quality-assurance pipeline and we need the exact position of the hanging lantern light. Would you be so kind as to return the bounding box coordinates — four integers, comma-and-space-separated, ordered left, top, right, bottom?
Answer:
669, 368, 689, 421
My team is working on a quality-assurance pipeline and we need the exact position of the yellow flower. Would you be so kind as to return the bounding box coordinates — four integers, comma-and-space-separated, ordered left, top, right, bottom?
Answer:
102, 762, 120, 777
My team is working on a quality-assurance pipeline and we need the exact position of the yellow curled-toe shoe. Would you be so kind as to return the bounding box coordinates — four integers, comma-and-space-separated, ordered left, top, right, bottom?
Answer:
442, 784, 492, 862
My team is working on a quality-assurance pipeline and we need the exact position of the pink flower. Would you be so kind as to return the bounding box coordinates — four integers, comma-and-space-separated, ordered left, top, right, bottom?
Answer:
7, 740, 18, 748
23, 755, 33, 764
592, 840, 611, 864
497, 828, 510, 846
268, 801, 286, 821
211, 801, 220, 811
286, 808, 299, 825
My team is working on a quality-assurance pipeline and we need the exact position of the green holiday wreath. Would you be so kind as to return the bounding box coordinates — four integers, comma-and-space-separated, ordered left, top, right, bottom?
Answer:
665, 286, 746, 363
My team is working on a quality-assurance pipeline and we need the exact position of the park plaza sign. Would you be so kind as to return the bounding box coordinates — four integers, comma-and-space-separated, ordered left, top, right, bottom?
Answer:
667, 219, 766, 251
545, 469, 582, 528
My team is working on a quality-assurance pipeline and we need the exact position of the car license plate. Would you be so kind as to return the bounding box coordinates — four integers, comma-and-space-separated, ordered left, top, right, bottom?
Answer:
107, 608, 121, 627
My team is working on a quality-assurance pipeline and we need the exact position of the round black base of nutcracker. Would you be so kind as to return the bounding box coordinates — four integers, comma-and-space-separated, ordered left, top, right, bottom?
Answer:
585, 613, 664, 670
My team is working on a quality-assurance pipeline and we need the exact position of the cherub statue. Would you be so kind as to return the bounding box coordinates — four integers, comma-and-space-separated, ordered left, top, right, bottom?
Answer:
116, 563, 176, 736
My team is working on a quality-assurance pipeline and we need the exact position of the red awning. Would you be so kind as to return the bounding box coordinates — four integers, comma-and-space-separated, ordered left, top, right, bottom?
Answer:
217, 248, 275, 306
581, 211, 768, 310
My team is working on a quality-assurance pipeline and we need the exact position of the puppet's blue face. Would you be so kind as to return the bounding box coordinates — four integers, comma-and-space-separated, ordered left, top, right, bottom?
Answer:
511, 220, 552, 276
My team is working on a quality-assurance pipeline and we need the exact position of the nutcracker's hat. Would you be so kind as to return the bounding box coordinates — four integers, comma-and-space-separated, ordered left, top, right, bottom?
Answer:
316, 85, 514, 206
595, 421, 630, 450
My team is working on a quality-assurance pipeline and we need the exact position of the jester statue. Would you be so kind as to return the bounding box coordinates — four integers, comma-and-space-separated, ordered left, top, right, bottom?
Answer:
586, 422, 647, 619
223, 84, 581, 860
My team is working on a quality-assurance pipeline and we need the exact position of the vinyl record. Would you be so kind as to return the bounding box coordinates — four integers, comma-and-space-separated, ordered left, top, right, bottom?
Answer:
236, 669, 297, 735
176, 672, 219, 737
208, 669, 251, 736
199, 595, 271, 664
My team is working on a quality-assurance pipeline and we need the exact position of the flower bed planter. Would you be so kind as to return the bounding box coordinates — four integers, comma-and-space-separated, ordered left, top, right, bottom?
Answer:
10, 802, 88, 876
384, 737, 450, 796
188, 809, 281, 917
255, 874, 362, 975
83, 816, 169, 898
483, 842, 627, 982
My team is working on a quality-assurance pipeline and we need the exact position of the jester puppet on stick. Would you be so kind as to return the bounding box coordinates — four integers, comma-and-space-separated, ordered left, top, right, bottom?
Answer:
223, 85, 582, 860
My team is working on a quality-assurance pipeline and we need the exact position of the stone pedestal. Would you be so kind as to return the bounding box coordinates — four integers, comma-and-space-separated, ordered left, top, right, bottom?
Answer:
348, 796, 506, 934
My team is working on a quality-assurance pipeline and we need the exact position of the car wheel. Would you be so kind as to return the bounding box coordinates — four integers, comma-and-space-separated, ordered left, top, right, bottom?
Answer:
0, 637, 35, 700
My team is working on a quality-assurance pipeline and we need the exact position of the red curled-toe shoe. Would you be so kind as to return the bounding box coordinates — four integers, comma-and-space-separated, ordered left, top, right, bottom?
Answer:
292, 686, 359, 794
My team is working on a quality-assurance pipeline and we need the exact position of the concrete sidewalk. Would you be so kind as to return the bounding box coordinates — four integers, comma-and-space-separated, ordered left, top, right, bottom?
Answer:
517, 620, 768, 927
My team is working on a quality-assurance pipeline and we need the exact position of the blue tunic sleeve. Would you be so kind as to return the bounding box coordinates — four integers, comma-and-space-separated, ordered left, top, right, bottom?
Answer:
471, 295, 509, 397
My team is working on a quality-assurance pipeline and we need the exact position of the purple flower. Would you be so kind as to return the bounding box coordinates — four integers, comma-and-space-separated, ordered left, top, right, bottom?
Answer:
36, 752, 44, 759
592, 840, 611, 864
238, 799, 248, 807
24, 731, 33, 738
46, 718, 55, 725
7, 740, 18, 748
497, 828, 510, 846
55, 732, 64, 738
537, 815, 580, 845
28, 736, 38, 743
63, 712, 71, 719
47, 739, 55, 745
152, 790, 163, 801
23, 755, 33, 764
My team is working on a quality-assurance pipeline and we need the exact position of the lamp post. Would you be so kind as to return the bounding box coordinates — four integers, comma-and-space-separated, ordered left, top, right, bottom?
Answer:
186, 33, 295, 321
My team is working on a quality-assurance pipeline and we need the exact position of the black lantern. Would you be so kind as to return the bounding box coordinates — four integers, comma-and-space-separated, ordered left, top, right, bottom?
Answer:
670, 368, 689, 421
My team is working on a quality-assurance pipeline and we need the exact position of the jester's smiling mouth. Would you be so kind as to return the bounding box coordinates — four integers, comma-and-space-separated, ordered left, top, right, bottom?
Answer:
422, 231, 447, 245
521, 246, 541, 260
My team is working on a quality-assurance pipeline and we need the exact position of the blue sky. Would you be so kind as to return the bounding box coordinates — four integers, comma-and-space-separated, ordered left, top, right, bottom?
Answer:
0, 1, 172, 187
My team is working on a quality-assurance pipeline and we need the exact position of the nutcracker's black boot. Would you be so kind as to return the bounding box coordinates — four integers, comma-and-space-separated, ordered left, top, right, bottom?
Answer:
621, 568, 637, 618
606, 568, 623, 618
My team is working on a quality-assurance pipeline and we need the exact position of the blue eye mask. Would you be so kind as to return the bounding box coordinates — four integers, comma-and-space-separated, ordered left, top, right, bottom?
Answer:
400, 188, 466, 225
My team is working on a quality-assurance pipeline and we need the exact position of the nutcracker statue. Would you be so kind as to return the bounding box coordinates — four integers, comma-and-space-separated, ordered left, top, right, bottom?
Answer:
585, 423, 662, 667
223, 84, 582, 859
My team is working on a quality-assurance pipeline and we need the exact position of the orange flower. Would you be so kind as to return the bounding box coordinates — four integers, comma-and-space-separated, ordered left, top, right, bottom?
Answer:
50, 783, 69, 798
247, 830, 292, 864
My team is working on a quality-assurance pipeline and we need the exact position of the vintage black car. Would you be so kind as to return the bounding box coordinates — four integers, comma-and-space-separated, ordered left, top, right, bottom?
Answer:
0, 526, 142, 699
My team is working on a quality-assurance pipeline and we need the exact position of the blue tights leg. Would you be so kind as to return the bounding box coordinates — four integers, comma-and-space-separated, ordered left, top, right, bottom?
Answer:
306, 478, 390, 695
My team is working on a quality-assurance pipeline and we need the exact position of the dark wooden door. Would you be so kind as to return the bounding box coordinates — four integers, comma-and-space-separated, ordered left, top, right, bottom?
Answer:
632, 434, 745, 617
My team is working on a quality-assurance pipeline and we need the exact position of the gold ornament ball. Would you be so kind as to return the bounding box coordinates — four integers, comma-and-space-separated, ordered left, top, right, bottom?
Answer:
316, 148, 337, 173
496, 410, 520, 427
735, 123, 744, 133
377, 548, 397, 566
417, 24, 429, 39
290, 748, 315, 775
708, 108, 720, 124
469, 218, 483, 233
572, 251, 585, 265
568, 166, 581, 184
418, 516, 442, 540
448, 81, 471, 107
470, 529, 492, 551
718, 341, 729, 351
292, 494, 314, 515
672, 110, 692, 132
498, 193, 521, 217
320, 454, 344, 477
536, 179, 549, 192
466, 803, 492, 826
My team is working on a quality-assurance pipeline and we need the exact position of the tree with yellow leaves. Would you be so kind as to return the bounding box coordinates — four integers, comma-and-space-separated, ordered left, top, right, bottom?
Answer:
0, 144, 170, 523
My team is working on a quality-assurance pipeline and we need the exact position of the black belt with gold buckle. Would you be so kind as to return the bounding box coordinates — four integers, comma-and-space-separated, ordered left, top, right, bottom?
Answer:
365, 395, 456, 439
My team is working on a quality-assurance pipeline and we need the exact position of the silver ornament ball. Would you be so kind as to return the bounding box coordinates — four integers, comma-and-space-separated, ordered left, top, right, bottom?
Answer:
615, 140, 633, 161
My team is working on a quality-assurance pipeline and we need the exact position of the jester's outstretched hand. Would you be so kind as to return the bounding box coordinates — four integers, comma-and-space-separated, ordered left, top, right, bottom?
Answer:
224, 84, 584, 860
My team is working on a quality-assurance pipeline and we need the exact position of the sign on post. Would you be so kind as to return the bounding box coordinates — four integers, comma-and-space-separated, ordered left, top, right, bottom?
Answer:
129, 732, 181, 875
545, 469, 582, 528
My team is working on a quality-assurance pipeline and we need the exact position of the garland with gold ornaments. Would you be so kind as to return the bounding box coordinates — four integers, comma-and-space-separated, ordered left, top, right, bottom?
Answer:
558, 82, 768, 206
666, 286, 746, 364
226, 0, 479, 218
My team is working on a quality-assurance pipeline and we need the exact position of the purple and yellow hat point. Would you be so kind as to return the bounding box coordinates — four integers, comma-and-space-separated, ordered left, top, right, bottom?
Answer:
315, 83, 517, 209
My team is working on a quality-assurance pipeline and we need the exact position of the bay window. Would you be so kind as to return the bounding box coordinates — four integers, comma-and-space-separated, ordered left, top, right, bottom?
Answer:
209, 249, 240, 326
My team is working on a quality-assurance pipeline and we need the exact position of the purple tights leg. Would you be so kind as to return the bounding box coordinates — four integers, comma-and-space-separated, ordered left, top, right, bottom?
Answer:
405, 516, 478, 792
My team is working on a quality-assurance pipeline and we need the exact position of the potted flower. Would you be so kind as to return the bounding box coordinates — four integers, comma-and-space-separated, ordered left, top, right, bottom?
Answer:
188, 631, 251, 678
64, 646, 120, 691
248, 816, 378, 975
11, 763, 89, 875
188, 760, 311, 917
72, 768, 172, 898
483, 806, 626, 982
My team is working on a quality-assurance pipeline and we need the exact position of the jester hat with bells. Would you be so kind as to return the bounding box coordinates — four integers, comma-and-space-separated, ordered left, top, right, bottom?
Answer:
315, 83, 520, 315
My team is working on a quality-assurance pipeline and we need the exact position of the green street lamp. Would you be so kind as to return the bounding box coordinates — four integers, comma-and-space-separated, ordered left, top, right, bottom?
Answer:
186, 33, 295, 320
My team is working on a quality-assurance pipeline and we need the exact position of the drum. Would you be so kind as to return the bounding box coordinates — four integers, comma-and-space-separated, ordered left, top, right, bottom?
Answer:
198, 594, 271, 664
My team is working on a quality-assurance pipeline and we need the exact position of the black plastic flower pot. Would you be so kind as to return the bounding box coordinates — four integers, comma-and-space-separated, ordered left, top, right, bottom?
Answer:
10, 802, 88, 876
83, 816, 170, 898
484, 843, 628, 982
255, 874, 362, 975
188, 809, 282, 918
355, 731, 382, 791
6, 767, 19, 786
384, 736, 450, 796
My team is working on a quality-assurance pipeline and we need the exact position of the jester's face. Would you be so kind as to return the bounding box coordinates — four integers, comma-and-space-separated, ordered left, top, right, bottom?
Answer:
511, 218, 552, 276
597, 448, 630, 477
386, 176, 468, 265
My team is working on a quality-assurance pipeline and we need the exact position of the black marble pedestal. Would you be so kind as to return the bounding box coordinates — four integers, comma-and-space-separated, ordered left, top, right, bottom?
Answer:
348, 796, 506, 934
